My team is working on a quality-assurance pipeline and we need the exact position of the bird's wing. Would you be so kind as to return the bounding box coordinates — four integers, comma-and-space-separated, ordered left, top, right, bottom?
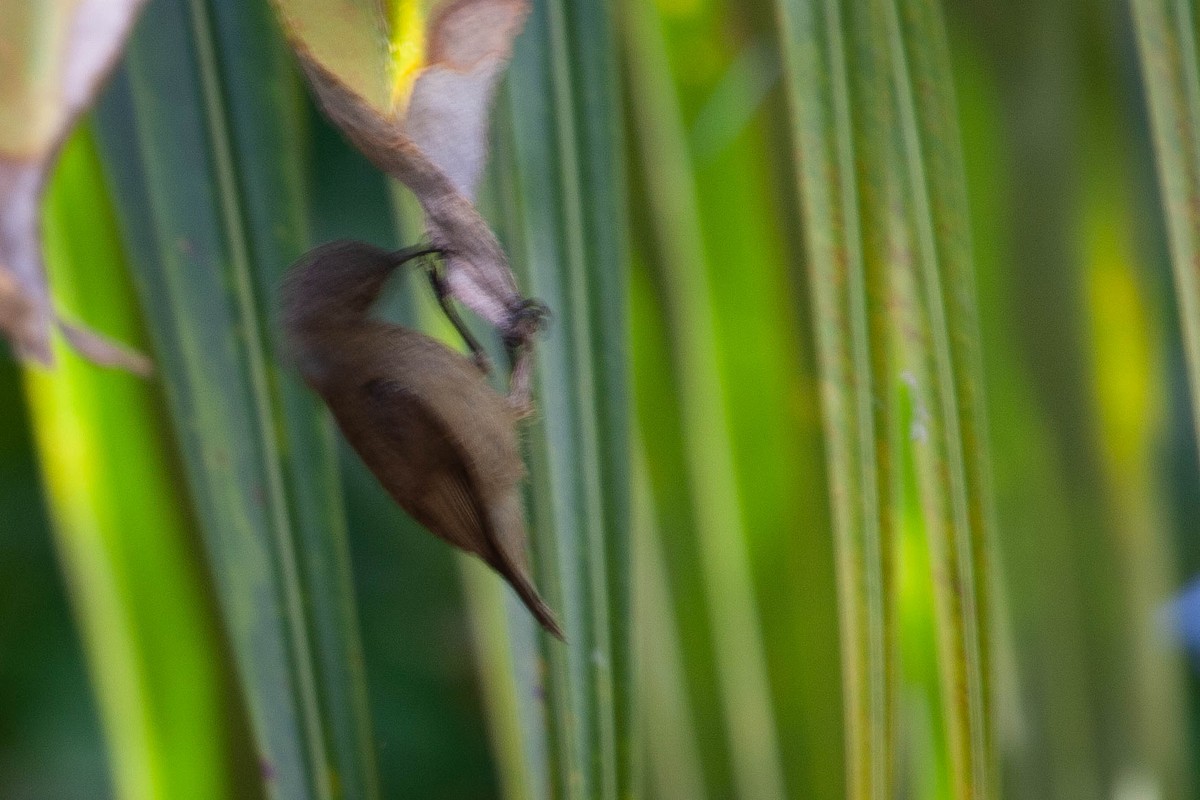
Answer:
362, 377, 497, 563
360, 375, 563, 639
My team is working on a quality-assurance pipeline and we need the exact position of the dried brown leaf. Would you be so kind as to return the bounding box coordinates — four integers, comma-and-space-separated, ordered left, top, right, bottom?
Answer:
0, 162, 51, 361
58, 318, 154, 376
0, 0, 150, 368
274, 0, 540, 408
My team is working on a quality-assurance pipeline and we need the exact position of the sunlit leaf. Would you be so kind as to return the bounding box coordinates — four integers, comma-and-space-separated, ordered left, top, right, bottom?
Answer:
25, 123, 242, 800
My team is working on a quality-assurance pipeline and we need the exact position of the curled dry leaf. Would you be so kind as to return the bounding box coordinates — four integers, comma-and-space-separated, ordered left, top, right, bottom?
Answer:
58, 318, 153, 376
281, 240, 563, 637
0, 0, 151, 369
272, 0, 543, 409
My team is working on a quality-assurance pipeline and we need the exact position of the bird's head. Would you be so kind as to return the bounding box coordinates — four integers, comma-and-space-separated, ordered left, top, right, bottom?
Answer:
280, 239, 415, 332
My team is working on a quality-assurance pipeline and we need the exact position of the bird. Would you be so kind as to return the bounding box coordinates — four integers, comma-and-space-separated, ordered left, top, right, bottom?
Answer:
280, 239, 563, 639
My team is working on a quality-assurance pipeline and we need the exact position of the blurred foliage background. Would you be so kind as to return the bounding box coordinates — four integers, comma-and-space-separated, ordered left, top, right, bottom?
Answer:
3, 0, 1200, 798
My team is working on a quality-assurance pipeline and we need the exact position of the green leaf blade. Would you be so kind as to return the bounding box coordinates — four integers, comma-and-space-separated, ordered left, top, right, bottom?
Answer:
94, 1, 376, 796
1132, 0, 1200, 461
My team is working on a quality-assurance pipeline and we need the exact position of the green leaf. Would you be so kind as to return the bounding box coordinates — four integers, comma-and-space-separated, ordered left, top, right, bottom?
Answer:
776, 0, 996, 796
882, 0, 995, 794
474, 0, 633, 797
623, 3, 789, 800
94, 0, 375, 796
1132, 0, 1200, 462
774, 1, 900, 795
633, 445, 706, 800
25, 122, 244, 800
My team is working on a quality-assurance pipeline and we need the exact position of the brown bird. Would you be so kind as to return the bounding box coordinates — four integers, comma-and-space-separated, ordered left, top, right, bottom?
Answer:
280, 239, 563, 639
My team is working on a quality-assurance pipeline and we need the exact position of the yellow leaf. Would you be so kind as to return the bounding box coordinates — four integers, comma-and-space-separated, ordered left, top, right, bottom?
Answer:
389, 0, 427, 109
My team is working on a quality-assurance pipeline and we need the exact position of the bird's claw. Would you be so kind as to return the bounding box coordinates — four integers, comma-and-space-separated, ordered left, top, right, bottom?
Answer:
504, 297, 550, 347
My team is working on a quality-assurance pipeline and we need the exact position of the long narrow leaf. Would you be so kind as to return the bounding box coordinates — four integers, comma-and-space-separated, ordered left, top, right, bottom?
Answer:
94, 0, 373, 796
773, 1, 898, 796
556, 2, 635, 791
203, 2, 377, 795
485, 0, 632, 797
883, 0, 996, 795
387, 185, 550, 800
1132, 0, 1200, 460
633, 445, 706, 800
624, 3, 789, 799
777, 0, 997, 796
25, 124, 240, 800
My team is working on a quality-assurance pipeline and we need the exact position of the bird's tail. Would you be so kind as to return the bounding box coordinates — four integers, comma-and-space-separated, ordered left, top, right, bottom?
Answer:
504, 565, 565, 641
486, 493, 565, 641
